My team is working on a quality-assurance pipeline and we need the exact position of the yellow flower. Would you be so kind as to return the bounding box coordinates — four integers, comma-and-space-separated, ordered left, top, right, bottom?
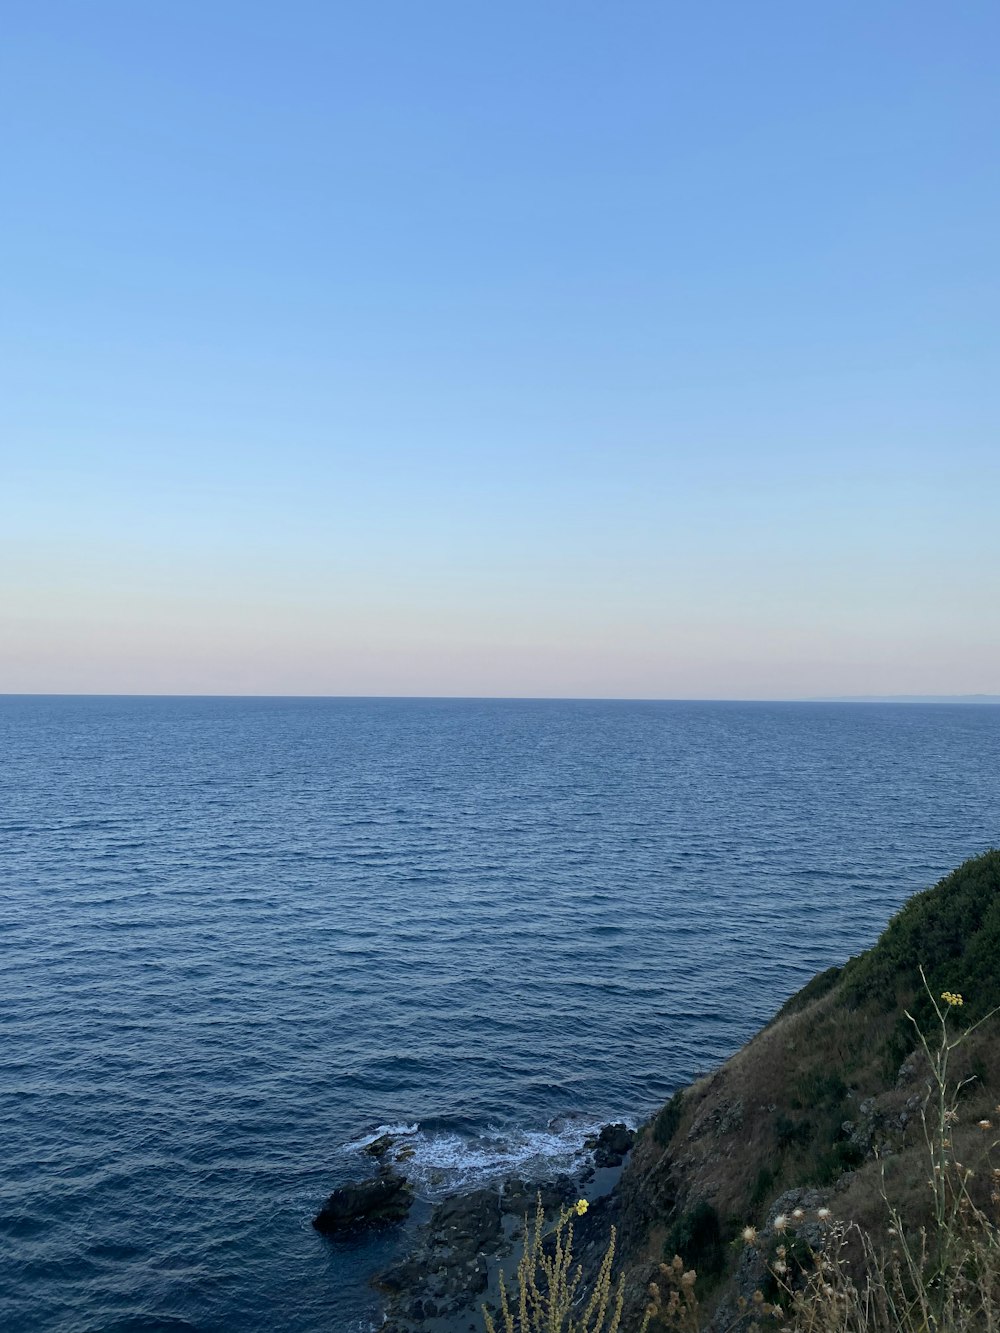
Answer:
941, 990, 964, 1007
741, 1225, 757, 1244
575, 1198, 589, 1216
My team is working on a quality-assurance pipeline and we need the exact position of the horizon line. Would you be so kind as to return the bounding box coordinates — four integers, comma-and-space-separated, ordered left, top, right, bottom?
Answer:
1, 692, 999, 705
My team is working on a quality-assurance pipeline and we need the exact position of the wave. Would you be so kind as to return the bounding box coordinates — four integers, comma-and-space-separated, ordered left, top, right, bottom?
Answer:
340, 1114, 634, 1198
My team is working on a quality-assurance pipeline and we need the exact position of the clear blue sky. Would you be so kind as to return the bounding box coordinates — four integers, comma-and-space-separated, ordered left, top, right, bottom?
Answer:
2, 2, 998, 697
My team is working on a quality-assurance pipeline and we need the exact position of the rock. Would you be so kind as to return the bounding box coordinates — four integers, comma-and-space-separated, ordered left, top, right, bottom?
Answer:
312, 1170, 413, 1234
500, 1180, 537, 1217
432, 1188, 502, 1252
593, 1122, 636, 1168
372, 1165, 618, 1329
373, 1258, 424, 1294
365, 1132, 395, 1159
717, 1100, 745, 1135
713, 1187, 833, 1328
501, 1177, 573, 1216
374, 1184, 509, 1326
688, 1099, 745, 1141
766, 1188, 829, 1247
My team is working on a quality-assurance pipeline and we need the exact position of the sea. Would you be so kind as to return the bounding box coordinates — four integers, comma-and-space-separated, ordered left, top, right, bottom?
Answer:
2, 696, 998, 1332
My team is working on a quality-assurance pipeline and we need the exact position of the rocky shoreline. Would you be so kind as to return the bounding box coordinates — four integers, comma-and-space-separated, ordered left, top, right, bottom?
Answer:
312, 1123, 636, 1332
313, 855, 1000, 1333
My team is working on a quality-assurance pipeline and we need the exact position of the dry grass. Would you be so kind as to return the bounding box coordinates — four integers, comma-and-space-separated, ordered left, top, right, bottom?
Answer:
640, 976, 1000, 1333
628, 854, 1000, 1250
483, 1197, 627, 1333
646, 1185, 1000, 1332
624, 936, 999, 1271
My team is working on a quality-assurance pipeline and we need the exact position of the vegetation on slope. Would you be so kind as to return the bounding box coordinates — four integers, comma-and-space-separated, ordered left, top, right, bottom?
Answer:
615, 850, 1000, 1324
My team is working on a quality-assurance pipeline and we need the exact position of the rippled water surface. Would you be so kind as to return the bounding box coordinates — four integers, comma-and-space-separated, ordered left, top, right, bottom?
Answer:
2, 697, 998, 1331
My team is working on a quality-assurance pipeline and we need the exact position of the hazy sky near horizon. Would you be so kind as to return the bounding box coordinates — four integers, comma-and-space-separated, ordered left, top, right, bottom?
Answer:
2, 2, 998, 698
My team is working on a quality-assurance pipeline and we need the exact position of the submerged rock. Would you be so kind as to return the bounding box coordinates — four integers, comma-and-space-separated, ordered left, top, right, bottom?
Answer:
312, 1169, 413, 1234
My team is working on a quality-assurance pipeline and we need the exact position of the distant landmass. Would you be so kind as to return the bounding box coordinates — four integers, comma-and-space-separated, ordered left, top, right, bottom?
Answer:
816, 694, 1000, 704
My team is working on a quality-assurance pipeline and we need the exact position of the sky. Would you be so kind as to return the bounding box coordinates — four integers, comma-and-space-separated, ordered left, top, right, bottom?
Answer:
2, 1, 998, 698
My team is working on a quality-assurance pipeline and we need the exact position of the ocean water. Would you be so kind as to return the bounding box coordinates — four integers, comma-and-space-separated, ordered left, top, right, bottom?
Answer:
2, 696, 998, 1332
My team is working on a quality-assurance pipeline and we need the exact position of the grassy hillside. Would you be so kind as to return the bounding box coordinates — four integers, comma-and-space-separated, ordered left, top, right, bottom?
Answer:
616, 850, 1000, 1323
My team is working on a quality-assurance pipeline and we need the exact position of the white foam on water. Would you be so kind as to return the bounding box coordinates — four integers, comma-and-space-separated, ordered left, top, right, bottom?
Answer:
337, 1122, 420, 1157
360, 1122, 420, 1145
341, 1114, 636, 1199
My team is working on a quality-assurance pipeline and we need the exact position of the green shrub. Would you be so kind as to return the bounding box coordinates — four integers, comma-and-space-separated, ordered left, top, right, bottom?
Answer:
789, 1069, 847, 1112
814, 1137, 865, 1184
662, 1201, 726, 1286
652, 1090, 684, 1147
750, 1165, 775, 1211
775, 1114, 815, 1151
843, 850, 1000, 1021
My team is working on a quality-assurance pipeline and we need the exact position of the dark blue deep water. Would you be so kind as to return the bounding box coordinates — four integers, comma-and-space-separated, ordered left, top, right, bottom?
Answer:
2, 697, 999, 1331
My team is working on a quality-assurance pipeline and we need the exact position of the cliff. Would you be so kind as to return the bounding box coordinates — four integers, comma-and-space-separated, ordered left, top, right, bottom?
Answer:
611, 848, 1000, 1326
